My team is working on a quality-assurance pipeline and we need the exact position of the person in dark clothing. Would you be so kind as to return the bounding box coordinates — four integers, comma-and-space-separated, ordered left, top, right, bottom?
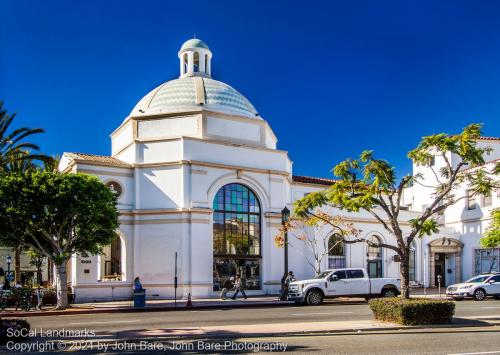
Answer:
220, 277, 234, 300
2, 281, 11, 290
134, 277, 143, 292
279, 271, 296, 300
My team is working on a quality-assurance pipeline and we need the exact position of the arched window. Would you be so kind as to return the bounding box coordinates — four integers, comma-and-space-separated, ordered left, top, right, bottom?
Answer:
213, 183, 261, 291
367, 235, 383, 278
409, 241, 416, 282
193, 52, 199, 72
205, 54, 209, 73
101, 235, 122, 281
183, 53, 188, 74
328, 234, 345, 269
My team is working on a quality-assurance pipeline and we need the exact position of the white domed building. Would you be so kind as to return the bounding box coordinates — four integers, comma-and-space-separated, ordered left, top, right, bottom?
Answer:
58, 38, 499, 302
60, 38, 323, 301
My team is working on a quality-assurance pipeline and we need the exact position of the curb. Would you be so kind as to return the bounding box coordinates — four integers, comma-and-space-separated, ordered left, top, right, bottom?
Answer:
0, 301, 292, 318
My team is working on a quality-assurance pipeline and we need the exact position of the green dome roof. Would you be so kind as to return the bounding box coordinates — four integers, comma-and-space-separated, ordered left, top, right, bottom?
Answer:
180, 38, 209, 51
132, 77, 259, 119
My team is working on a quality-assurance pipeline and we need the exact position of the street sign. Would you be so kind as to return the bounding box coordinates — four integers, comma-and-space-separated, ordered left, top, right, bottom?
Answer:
5, 271, 14, 282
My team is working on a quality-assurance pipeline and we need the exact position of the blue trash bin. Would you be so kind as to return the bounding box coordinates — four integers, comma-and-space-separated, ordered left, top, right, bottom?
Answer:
133, 289, 146, 307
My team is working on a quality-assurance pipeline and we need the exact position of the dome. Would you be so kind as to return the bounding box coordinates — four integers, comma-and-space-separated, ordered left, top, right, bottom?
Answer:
132, 77, 260, 119
180, 38, 209, 51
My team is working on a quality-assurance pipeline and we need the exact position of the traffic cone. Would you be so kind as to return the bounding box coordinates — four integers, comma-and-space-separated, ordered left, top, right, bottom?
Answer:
186, 293, 193, 307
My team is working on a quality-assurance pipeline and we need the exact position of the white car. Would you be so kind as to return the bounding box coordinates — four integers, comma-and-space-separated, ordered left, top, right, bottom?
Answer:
287, 268, 400, 305
446, 273, 500, 301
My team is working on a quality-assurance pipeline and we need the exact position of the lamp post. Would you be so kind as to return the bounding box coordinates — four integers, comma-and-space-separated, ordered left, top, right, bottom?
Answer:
280, 207, 290, 300
6, 255, 12, 282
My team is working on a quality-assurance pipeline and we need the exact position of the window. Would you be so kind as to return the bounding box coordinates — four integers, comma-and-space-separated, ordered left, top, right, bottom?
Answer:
483, 193, 492, 207
332, 270, 347, 280
106, 181, 122, 197
193, 52, 199, 72
101, 235, 122, 281
347, 269, 364, 279
430, 156, 435, 166
474, 248, 500, 275
205, 54, 209, 73
328, 234, 345, 269
213, 184, 261, 291
367, 235, 383, 278
409, 241, 416, 282
183, 53, 188, 74
467, 190, 477, 210
490, 275, 500, 283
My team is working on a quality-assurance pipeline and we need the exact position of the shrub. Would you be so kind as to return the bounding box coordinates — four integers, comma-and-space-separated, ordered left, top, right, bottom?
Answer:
369, 298, 455, 325
0, 319, 30, 345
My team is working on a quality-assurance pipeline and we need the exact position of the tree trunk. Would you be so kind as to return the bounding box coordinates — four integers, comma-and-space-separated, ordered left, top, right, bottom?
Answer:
37, 266, 42, 285
14, 246, 21, 283
400, 253, 411, 299
48, 259, 53, 285
315, 259, 321, 275
54, 261, 69, 310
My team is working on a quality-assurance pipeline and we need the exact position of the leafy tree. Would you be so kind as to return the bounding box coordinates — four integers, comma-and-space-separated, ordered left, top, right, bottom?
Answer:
2, 151, 38, 283
481, 209, 500, 248
274, 211, 360, 274
294, 124, 498, 298
0, 171, 119, 309
0, 101, 51, 171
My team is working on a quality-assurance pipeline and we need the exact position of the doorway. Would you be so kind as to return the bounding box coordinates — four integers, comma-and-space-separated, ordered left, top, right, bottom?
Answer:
434, 253, 445, 287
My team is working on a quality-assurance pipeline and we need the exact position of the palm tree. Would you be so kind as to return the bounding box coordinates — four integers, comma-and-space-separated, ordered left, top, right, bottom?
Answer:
1, 100, 53, 283
0, 100, 51, 172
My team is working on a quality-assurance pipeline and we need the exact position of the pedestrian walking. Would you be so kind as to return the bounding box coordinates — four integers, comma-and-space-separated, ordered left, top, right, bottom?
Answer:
231, 274, 247, 300
280, 271, 296, 300
220, 276, 234, 300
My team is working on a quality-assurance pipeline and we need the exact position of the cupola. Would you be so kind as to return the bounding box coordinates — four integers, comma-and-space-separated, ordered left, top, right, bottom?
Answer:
178, 38, 212, 78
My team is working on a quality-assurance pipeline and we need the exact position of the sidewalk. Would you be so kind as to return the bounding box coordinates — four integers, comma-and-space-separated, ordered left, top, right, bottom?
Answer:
410, 287, 451, 299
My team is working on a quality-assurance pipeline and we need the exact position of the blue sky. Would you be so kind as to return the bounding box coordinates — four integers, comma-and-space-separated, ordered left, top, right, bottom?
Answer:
2, 1, 500, 178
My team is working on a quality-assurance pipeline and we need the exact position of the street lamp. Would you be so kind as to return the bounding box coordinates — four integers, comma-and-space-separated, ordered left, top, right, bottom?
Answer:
6, 255, 12, 282
280, 207, 290, 299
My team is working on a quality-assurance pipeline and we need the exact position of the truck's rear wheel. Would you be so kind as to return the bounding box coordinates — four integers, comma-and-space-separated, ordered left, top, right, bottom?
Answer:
306, 290, 324, 305
381, 288, 397, 298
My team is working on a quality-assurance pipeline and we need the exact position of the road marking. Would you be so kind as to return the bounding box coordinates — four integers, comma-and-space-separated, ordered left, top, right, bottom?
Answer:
69, 320, 141, 325
448, 351, 500, 355
292, 312, 353, 316
463, 315, 500, 319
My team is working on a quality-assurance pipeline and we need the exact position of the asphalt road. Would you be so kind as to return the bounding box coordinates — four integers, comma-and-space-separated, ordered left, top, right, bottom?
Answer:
3, 299, 498, 354
22, 299, 500, 334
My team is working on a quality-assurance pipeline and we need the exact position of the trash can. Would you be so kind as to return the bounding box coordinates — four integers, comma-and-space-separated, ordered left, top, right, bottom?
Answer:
133, 289, 146, 307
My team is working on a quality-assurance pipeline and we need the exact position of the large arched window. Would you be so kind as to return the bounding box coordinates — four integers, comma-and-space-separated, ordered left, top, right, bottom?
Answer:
409, 241, 416, 282
328, 234, 345, 269
213, 183, 261, 291
367, 235, 383, 278
101, 235, 122, 281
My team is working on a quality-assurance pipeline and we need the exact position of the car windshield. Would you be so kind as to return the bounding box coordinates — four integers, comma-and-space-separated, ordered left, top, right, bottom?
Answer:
465, 276, 490, 283
314, 271, 332, 279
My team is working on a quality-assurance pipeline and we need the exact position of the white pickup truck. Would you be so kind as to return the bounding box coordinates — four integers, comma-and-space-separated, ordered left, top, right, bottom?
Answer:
287, 268, 401, 305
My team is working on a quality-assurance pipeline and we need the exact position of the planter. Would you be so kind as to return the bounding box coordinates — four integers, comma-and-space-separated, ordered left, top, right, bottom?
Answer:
369, 297, 455, 325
